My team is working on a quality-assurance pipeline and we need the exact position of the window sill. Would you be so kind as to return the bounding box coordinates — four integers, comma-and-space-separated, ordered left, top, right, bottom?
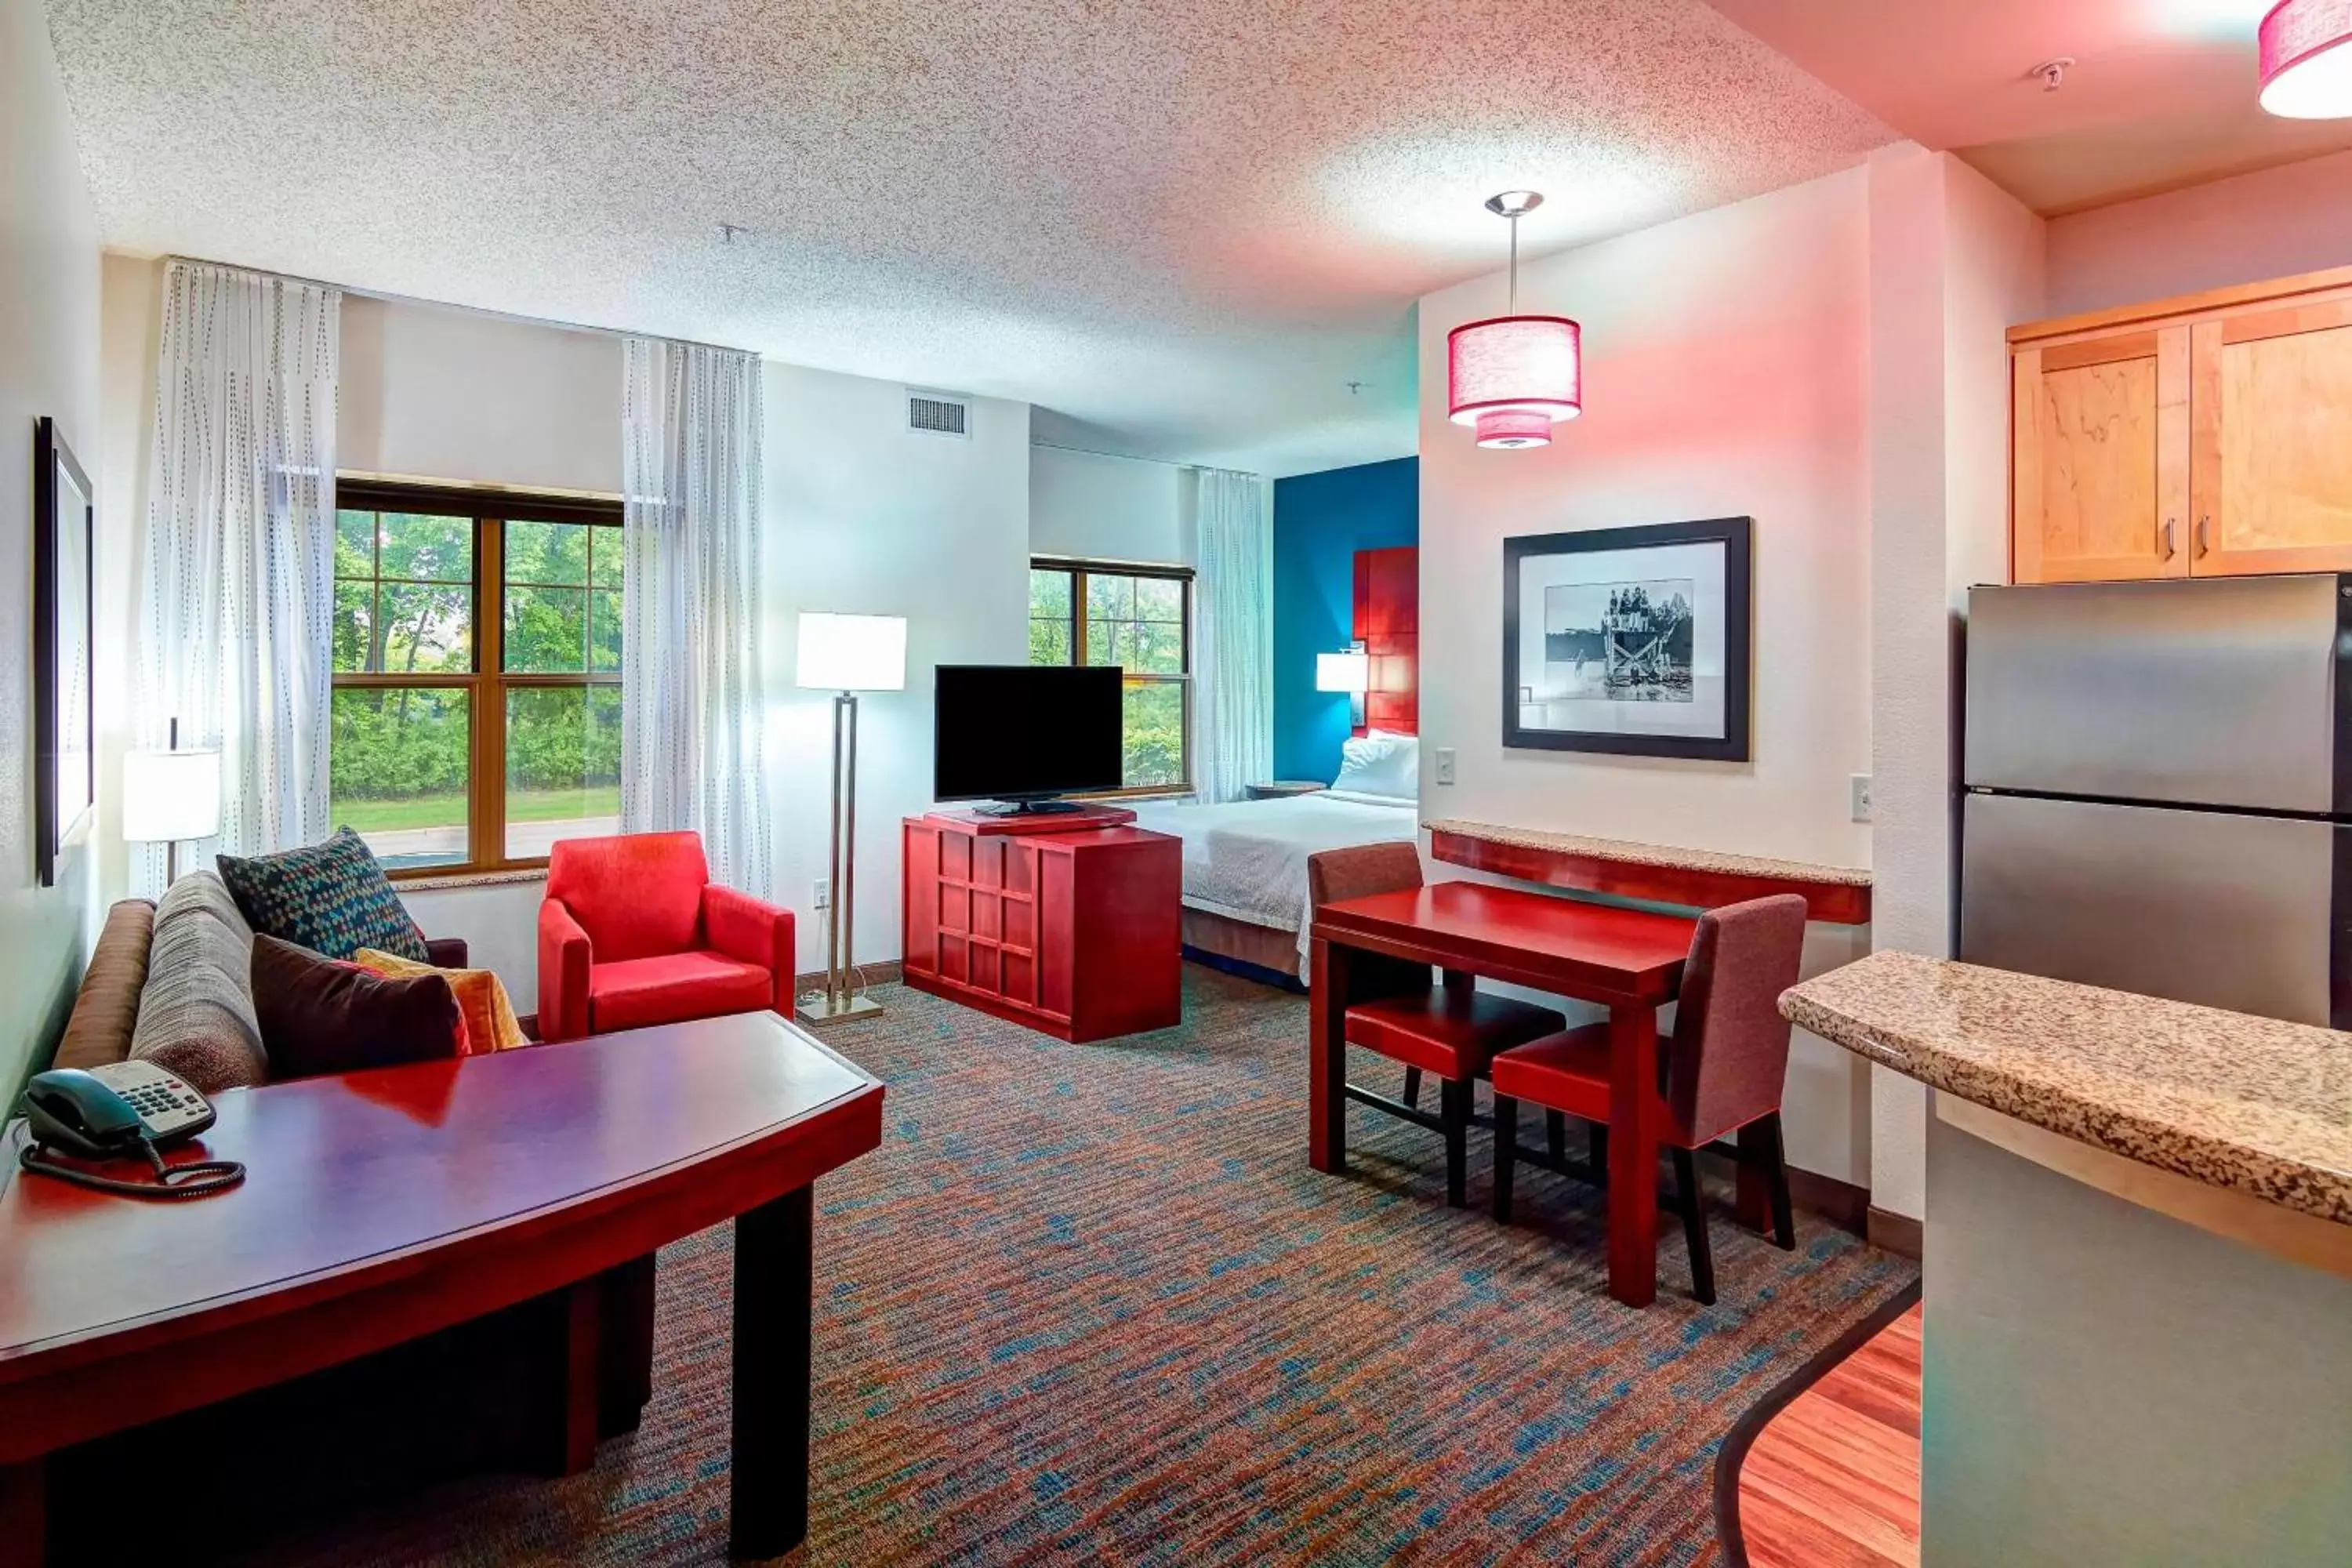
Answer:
393, 866, 550, 894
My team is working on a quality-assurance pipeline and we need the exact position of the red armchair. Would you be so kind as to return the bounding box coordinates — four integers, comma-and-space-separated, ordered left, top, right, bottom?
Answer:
537, 830, 795, 1043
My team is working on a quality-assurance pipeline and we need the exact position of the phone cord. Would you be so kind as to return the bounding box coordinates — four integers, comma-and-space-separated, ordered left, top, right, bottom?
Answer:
20, 1136, 246, 1200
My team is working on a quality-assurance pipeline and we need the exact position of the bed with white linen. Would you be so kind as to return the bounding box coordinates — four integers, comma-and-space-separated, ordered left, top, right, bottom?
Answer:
1128, 733, 1421, 982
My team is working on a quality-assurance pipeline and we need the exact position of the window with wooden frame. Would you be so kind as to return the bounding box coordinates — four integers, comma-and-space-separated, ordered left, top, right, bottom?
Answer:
1026, 557, 1192, 793
331, 478, 622, 877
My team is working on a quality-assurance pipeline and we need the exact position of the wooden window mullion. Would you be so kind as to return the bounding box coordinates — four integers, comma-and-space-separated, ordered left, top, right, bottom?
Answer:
476, 517, 506, 872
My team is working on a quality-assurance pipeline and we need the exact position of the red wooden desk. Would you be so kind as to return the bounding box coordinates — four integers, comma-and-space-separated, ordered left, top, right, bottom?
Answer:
0, 1011, 883, 1563
1309, 881, 1697, 1308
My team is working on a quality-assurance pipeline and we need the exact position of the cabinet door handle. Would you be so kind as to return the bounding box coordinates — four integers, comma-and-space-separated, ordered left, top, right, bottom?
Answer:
2162, 517, 2176, 559
2197, 514, 2212, 557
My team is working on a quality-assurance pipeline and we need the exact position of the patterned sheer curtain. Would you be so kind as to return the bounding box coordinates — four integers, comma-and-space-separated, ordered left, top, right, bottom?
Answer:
1192, 466, 1274, 803
131, 260, 340, 893
619, 336, 773, 895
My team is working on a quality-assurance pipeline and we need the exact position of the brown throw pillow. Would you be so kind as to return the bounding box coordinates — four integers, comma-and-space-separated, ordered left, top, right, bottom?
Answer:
251, 933, 469, 1080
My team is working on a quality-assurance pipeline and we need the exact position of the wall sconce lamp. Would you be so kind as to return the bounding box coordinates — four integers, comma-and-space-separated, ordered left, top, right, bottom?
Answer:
1316, 646, 1370, 728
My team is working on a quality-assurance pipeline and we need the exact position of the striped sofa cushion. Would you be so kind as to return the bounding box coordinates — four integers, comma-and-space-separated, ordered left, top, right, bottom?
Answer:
129, 872, 269, 1093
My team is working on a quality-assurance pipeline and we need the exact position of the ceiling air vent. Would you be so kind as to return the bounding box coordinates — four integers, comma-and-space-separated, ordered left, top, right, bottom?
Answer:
906, 391, 971, 439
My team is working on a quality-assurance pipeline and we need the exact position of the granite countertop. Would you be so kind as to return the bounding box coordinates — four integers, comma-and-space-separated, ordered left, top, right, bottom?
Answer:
1424, 818, 1872, 887
1783, 950, 2352, 1227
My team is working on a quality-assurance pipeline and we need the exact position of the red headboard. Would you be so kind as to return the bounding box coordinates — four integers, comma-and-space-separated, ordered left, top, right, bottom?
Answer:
1353, 546, 1417, 737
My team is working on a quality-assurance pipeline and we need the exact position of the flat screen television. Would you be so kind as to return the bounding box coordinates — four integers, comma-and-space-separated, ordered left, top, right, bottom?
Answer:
935, 664, 1124, 811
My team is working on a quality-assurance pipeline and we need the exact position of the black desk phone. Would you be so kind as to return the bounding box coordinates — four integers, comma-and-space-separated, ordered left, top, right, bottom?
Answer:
17, 1062, 245, 1199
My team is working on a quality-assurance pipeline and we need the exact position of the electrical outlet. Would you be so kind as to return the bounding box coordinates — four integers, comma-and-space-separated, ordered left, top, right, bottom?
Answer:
813, 877, 830, 909
1850, 774, 1873, 824
1435, 747, 1457, 786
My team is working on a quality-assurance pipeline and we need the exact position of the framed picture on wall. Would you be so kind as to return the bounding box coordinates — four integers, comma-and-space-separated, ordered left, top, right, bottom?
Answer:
1501, 517, 1752, 762
34, 416, 96, 887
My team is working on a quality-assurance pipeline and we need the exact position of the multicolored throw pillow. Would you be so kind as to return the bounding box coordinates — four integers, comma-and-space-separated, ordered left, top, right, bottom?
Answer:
354, 947, 531, 1054
216, 826, 430, 962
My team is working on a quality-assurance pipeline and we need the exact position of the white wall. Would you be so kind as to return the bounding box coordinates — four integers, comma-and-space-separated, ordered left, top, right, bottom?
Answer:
1029, 444, 1194, 565
96, 256, 162, 930
1416, 166, 1875, 1187
1866, 146, 2046, 1222
2, 0, 103, 1094
340, 295, 624, 493
2044, 147, 2352, 318
768, 365, 1032, 976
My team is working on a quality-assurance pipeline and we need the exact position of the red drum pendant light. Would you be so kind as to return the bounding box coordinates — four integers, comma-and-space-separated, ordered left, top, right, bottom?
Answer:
2261, 0, 2352, 118
1447, 191, 1581, 449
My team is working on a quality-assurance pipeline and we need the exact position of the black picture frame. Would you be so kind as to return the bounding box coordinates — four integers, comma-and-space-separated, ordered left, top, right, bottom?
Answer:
1501, 516, 1753, 762
34, 417, 96, 888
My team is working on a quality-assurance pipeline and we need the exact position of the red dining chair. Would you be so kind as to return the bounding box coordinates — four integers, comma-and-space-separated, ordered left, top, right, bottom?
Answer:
1488, 894, 1808, 1304
1307, 844, 1566, 1208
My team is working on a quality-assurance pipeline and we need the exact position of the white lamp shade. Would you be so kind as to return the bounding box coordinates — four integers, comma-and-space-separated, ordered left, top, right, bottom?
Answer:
122, 749, 223, 843
797, 612, 908, 691
1316, 650, 1370, 695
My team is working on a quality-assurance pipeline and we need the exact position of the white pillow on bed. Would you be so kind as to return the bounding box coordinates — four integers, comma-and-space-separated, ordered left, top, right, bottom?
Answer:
1331, 731, 1418, 800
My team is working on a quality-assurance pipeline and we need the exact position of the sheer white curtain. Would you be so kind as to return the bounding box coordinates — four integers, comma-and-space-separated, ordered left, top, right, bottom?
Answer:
1192, 466, 1274, 803
619, 336, 773, 894
131, 260, 340, 893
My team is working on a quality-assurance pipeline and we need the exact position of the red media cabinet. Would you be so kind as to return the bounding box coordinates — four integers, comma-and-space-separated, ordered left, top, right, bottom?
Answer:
901, 811, 1181, 1042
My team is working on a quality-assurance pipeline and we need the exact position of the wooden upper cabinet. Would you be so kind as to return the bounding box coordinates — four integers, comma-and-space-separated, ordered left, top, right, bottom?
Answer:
2010, 266, 2352, 584
2013, 329, 2187, 583
2193, 300, 2352, 575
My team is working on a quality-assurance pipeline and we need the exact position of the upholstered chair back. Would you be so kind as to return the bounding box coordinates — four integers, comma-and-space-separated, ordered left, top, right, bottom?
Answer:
1306, 842, 1431, 1000
547, 830, 710, 963
1306, 841, 1423, 907
1665, 895, 1809, 1145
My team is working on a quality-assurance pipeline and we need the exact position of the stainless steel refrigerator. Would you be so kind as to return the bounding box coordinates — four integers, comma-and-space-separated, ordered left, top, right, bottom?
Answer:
1961, 575, 2350, 1028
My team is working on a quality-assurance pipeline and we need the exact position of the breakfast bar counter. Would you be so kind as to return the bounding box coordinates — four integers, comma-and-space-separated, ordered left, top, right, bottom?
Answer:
1780, 951, 2352, 1567
1783, 949, 2352, 1231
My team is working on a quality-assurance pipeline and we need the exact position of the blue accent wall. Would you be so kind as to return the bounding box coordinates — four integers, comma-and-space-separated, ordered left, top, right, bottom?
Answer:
1271, 456, 1418, 784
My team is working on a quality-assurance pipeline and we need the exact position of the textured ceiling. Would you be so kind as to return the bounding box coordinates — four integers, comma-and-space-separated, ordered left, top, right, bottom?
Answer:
1709, 0, 2352, 216
49, 0, 1893, 476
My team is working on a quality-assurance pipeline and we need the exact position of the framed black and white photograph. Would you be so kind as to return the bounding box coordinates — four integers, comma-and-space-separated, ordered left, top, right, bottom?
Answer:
34, 416, 95, 887
1502, 517, 1751, 761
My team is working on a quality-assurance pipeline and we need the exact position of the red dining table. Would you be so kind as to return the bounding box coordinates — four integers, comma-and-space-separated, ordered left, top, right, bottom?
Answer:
1309, 880, 1700, 1308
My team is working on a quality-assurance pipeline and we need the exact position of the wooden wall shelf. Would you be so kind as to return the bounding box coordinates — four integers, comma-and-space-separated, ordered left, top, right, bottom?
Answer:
1425, 820, 1872, 926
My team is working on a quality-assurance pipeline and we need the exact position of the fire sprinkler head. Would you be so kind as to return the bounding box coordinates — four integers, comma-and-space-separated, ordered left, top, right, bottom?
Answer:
2031, 56, 2074, 93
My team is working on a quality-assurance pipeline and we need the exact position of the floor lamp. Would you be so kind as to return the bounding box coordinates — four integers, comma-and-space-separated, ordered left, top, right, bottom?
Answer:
794, 612, 907, 1026
122, 720, 222, 885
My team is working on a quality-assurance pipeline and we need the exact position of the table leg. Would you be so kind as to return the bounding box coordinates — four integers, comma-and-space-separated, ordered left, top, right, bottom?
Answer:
1308, 936, 1349, 1174
1606, 1002, 1661, 1308
533, 1276, 601, 1477
598, 1251, 659, 1436
731, 1185, 815, 1561
1, 1458, 42, 1567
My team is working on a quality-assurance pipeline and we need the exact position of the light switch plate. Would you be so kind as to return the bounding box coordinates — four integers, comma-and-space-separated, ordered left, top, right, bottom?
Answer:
1850, 774, 1873, 824
1435, 747, 1457, 786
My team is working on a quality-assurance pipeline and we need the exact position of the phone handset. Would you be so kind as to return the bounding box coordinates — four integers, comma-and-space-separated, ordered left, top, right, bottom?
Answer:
18, 1063, 245, 1200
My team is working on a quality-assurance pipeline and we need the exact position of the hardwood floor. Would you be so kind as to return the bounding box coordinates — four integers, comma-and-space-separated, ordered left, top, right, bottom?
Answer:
1726, 1298, 1922, 1568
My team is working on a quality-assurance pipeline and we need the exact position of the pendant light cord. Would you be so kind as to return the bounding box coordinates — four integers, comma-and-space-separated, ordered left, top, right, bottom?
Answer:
1508, 212, 1519, 314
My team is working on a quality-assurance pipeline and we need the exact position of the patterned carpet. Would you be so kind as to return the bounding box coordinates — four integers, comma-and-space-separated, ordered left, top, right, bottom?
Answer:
248, 967, 1916, 1566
